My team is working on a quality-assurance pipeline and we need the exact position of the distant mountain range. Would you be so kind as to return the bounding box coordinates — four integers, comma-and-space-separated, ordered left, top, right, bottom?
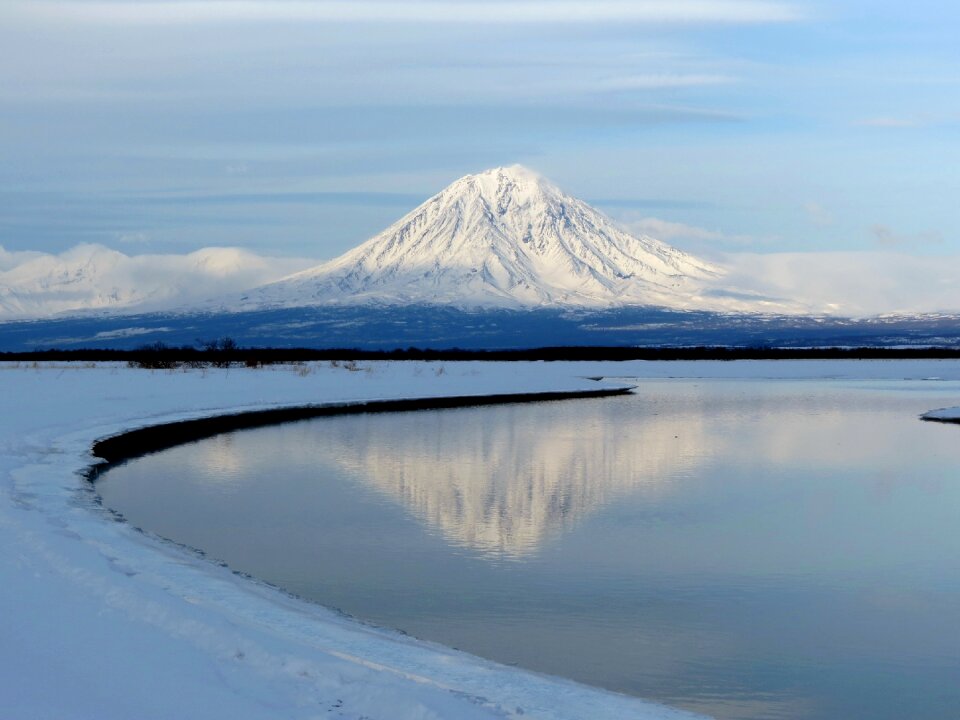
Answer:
0, 245, 308, 320
2, 165, 960, 350
3, 165, 960, 321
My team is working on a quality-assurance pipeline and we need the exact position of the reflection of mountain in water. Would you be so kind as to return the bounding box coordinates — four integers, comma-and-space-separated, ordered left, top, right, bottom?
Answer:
322, 402, 707, 557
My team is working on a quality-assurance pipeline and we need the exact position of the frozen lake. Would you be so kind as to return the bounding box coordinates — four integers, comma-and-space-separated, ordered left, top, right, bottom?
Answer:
96, 377, 960, 720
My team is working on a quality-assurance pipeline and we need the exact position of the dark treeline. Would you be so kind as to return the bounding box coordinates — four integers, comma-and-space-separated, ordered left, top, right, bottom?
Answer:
5, 338, 960, 366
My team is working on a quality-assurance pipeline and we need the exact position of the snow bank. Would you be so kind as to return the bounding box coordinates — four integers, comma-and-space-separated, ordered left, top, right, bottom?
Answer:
921, 407, 960, 422
0, 361, 699, 720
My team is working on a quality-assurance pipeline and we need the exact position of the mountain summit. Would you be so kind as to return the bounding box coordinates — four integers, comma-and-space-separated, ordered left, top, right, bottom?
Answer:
242, 165, 726, 310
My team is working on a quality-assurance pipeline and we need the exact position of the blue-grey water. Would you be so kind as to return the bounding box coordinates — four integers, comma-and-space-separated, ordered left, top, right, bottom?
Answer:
95, 379, 960, 720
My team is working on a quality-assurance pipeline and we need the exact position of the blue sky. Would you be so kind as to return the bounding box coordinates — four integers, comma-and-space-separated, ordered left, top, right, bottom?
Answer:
1, 0, 958, 261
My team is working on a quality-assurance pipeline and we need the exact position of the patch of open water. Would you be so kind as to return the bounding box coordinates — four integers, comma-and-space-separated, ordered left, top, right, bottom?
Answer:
96, 379, 960, 720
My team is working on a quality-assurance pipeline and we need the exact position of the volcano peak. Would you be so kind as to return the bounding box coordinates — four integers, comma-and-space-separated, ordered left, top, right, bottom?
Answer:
243, 167, 724, 310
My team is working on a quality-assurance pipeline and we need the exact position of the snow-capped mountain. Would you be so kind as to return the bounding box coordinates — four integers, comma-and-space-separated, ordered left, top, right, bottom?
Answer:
7, 166, 956, 323
236, 165, 744, 311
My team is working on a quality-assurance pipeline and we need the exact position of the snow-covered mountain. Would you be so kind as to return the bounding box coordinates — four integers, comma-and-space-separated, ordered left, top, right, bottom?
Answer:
7, 166, 957, 322
0, 244, 311, 319
235, 165, 757, 311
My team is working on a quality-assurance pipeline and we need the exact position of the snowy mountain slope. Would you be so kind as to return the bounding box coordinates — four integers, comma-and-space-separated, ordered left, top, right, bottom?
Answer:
0, 244, 311, 319
235, 165, 780, 311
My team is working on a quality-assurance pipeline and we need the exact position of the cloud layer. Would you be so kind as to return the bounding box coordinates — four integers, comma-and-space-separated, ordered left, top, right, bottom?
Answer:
0, 244, 312, 319
720, 251, 960, 316
6, 1, 803, 25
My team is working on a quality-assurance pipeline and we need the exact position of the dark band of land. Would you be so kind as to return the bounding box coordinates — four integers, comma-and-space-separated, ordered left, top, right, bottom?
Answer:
10, 345, 960, 366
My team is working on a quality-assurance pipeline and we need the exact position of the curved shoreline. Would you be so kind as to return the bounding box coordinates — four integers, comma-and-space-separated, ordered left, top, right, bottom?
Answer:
6, 362, 709, 720
89, 386, 632, 467
84, 385, 645, 710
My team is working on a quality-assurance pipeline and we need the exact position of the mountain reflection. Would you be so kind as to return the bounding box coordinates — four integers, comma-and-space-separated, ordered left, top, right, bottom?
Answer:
319, 401, 707, 557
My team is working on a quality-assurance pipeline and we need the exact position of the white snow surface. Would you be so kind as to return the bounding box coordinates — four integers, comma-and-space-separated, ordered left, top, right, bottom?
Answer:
228, 166, 790, 313
0, 360, 705, 720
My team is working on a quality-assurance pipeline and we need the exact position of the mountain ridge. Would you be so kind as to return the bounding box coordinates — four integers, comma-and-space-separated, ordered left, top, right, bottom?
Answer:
234, 165, 765, 311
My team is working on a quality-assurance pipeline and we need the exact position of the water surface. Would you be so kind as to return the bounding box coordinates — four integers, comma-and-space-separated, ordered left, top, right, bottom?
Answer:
96, 379, 960, 719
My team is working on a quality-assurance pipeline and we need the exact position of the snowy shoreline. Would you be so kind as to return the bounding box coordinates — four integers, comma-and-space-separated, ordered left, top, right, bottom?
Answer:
0, 361, 700, 720
4, 359, 960, 719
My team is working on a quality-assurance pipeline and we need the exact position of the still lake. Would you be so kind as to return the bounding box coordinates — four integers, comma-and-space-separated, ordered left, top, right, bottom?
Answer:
96, 377, 960, 720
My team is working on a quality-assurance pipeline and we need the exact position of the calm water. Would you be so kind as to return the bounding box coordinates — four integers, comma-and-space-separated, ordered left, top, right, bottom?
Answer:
96, 379, 960, 720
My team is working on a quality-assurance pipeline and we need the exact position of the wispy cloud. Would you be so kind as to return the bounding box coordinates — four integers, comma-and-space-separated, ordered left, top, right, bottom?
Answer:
625, 216, 725, 241
600, 74, 737, 91
621, 216, 757, 249
114, 231, 151, 245
870, 224, 943, 248
720, 251, 960, 316
4, 1, 804, 26
803, 202, 833, 227
0, 245, 44, 272
855, 117, 922, 128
